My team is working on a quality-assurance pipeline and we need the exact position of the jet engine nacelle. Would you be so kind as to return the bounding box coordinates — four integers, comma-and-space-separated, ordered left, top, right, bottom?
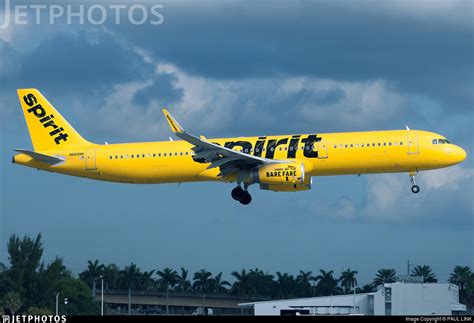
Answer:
249, 162, 312, 192
260, 176, 312, 192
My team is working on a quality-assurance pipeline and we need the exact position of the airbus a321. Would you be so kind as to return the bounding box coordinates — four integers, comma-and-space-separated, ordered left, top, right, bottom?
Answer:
13, 89, 467, 205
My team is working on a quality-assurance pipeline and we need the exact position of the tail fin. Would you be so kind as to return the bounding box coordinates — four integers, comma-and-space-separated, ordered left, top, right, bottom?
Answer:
17, 89, 91, 151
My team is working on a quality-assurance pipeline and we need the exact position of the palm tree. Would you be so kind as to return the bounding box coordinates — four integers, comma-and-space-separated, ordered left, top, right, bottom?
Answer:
157, 267, 178, 315
314, 270, 340, 296
212, 272, 231, 294
296, 271, 313, 297
449, 266, 472, 304
79, 260, 104, 297
231, 269, 250, 315
275, 272, 296, 299
373, 268, 397, 287
141, 270, 156, 291
411, 265, 437, 283
247, 268, 274, 298
102, 264, 120, 290
340, 268, 358, 294
120, 263, 141, 315
176, 267, 192, 292
193, 269, 213, 313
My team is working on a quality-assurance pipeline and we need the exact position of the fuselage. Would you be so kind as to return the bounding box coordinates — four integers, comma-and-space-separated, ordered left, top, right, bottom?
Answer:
13, 129, 467, 184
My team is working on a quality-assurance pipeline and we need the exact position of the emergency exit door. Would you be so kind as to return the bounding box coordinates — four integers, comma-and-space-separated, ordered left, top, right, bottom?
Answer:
85, 149, 97, 170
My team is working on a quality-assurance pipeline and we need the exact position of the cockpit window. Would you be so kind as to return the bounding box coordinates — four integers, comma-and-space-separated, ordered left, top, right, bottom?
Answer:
433, 138, 452, 145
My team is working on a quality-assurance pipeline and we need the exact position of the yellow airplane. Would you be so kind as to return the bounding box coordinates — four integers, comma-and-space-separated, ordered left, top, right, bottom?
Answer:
13, 89, 467, 205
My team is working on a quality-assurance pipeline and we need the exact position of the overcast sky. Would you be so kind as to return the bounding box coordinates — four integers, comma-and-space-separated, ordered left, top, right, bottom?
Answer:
1, 0, 473, 285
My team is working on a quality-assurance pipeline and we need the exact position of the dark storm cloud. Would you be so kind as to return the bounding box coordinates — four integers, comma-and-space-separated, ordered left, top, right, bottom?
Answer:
1, 31, 154, 93
112, 1, 473, 111
132, 72, 184, 107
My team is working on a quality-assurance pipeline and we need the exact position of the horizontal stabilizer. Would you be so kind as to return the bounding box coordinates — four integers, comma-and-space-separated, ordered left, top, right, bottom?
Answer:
14, 149, 64, 165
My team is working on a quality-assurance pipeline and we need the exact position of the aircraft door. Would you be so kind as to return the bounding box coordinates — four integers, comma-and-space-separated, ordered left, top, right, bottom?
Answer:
317, 138, 328, 158
407, 130, 419, 155
85, 149, 97, 170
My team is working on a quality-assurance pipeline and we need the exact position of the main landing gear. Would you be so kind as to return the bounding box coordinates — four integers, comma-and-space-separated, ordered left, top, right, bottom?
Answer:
231, 185, 252, 205
410, 173, 420, 194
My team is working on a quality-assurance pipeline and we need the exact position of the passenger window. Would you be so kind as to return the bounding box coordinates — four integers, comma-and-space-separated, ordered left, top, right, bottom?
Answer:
279, 147, 282, 151
115, 156, 118, 159
174, 152, 177, 156
394, 142, 398, 146
350, 144, 353, 148
334, 145, 337, 149
361, 144, 364, 147
378, 143, 381, 146
109, 156, 112, 159
185, 152, 188, 155
120, 155, 123, 159
153, 153, 156, 157
389, 142, 392, 146
142, 154, 145, 158
339, 144, 342, 148
163, 153, 166, 157
125, 155, 129, 159
180, 152, 183, 156
344, 144, 348, 148
400, 142, 403, 145
383, 143, 386, 146
356, 144, 359, 148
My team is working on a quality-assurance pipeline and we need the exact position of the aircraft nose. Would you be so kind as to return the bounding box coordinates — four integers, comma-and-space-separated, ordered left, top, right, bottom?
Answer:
452, 146, 467, 164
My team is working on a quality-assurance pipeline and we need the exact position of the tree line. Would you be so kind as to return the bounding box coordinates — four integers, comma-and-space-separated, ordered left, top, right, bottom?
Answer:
1, 233, 473, 315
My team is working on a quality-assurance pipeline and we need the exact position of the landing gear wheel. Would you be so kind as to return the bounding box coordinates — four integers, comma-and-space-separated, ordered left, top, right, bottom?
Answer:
231, 186, 245, 201
411, 185, 420, 194
409, 173, 420, 194
239, 191, 252, 205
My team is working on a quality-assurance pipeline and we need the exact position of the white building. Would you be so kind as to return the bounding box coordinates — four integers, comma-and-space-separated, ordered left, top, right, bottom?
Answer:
240, 283, 466, 316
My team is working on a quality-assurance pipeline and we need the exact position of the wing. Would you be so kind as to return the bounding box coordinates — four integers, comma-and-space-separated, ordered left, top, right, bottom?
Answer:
162, 109, 285, 177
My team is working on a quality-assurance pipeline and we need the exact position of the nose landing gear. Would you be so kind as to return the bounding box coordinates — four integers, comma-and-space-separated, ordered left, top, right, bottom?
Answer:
410, 173, 420, 194
231, 185, 252, 205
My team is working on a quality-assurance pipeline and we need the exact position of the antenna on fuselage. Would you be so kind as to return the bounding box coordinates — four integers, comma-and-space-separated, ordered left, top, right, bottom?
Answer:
405, 125, 410, 130
169, 137, 174, 141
